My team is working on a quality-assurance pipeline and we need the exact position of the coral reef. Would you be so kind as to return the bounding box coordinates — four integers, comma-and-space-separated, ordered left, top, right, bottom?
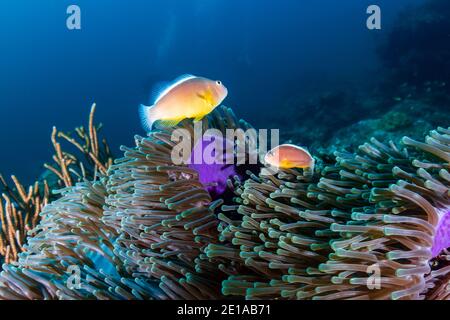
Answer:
43, 103, 113, 187
1, 0, 449, 302
0, 174, 47, 264
322, 99, 450, 154
276, 91, 374, 147
0, 106, 256, 300
0, 104, 448, 300
274, 0, 450, 157
313, 128, 450, 300
212, 126, 450, 300
0, 181, 163, 299
276, 88, 450, 156
0, 104, 113, 264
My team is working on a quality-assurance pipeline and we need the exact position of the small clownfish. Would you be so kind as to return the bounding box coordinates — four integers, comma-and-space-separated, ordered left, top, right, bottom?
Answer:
264, 144, 315, 170
139, 74, 228, 131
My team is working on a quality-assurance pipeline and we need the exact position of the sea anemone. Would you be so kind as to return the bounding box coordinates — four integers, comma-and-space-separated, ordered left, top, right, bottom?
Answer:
188, 133, 239, 199
207, 126, 450, 300
311, 127, 450, 300
102, 106, 256, 299
0, 105, 256, 300
0, 180, 163, 300
0, 103, 448, 300
204, 160, 342, 299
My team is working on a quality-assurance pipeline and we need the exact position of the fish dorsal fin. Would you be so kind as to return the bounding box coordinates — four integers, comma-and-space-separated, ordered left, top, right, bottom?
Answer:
151, 74, 197, 104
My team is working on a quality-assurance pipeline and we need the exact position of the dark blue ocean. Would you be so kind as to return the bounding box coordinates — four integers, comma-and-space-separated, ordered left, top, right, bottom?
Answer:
0, 0, 436, 184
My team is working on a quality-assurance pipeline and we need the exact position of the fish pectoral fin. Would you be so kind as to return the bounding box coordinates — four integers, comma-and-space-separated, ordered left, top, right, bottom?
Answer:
197, 90, 215, 106
196, 92, 206, 100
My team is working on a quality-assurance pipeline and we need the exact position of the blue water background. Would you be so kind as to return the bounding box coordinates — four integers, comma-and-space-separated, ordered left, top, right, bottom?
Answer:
0, 0, 424, 183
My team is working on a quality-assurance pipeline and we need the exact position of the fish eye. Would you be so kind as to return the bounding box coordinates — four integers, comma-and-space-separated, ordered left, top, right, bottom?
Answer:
216, 80, 222, 85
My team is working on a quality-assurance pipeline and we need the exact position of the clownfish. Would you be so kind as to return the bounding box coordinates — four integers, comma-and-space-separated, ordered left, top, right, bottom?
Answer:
140, 74, 228, 131
264, 144, 315, 170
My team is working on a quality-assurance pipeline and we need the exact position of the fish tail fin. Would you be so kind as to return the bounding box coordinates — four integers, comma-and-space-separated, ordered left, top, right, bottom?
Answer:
139, 104, 157, 131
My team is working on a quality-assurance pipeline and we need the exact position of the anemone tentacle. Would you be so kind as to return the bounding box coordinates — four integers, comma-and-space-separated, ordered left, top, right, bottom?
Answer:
0, 106, 448, 300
